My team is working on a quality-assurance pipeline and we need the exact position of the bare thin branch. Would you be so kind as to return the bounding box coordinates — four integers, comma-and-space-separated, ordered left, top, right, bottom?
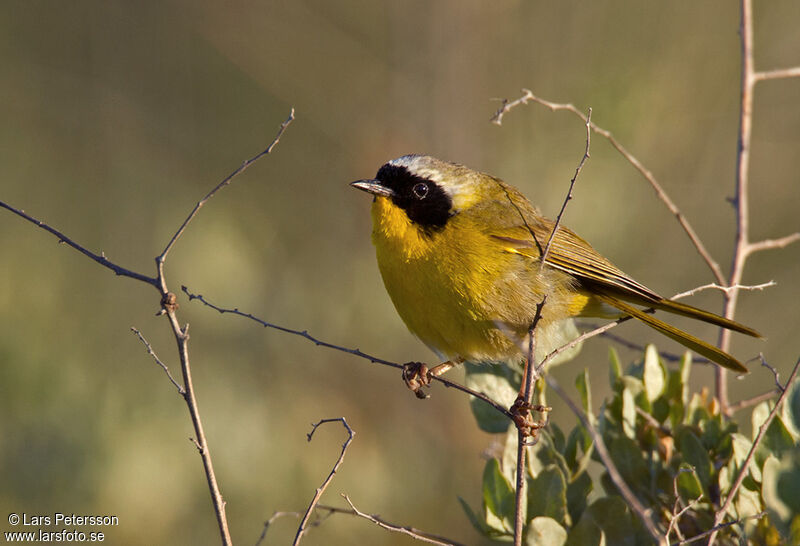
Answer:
538, 315, 633, 372
256, 507, 346, 546
745, 232, 800, 255
341, 495, 464, 546
255, 511, 301, 546
715, 0, 758, 416
491, 89, 727, 285
293, 418, 355, 546
162, 307, 231, 545
754, 66, 800, 82
541, 108, 592, 268
758, 353, 785, 392
708, 356, 800, 543
158, 108, 295, 264
665, 467, 702, 544
677, 512, 766, 545
0, 201, 158, 286
546, 376, 664, 544
670, 281, 775, 300
727, 389, 779, 413
130, 327, 185, 395
181, 287, 513, 419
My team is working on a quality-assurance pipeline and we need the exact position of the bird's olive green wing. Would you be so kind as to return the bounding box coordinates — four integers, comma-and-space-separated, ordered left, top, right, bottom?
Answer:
488, 212, 662, 305
489, 216, 759, 335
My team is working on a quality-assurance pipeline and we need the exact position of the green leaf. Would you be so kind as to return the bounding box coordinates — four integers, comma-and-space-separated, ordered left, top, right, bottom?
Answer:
550, 422, 566, 454
761, 414, 796, 459
568, 497, 634, 546
458, 496, 491, 536
566, 471, 593, 526
607, 436, 649, 492
526, 517, 567, 546
701, 416, 723, 451
566, 518, 605, 546
621, 387, 636, 440
482, 458, 515, 534
619, 376, 644, 399
686, 392, 710, 426
733, 482, 763, 520
664, 368, 681, 403
650, 397, 669, 425
529, 430, 572, 486
576, 369, 592, 416
783, 377, 800, 440
730, 432, 760, 483
676, 427, 713, 494
608, 347, 622, 387
527, 464, 567, 523
465, 361, 519, 433
751, 401, 771, 441
564, 425, 579, 472
762, 452, 800, 536
679, 352, 692, 406
501, 426, 520, 484
676, 463, 704, 501
571, 427, 595, 478
642, 345, 665, 402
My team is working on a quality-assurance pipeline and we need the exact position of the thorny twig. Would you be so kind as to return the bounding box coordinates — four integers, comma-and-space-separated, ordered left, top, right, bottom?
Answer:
341, 495, 465, 546
181, 287, 513, 419
670, 281, 775, 301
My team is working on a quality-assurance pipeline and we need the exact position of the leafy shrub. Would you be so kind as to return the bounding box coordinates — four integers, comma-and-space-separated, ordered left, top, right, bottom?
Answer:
461, 346, 800, 545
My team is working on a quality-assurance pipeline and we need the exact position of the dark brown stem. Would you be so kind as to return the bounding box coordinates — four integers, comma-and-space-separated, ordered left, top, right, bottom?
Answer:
513, 298, 546, 546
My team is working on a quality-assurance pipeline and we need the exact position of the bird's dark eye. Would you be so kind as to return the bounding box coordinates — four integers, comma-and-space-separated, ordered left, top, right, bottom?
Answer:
412, 182, 429, 199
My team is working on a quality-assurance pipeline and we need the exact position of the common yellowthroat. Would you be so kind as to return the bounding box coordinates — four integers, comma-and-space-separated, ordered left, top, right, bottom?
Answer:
351, 155, 759, 388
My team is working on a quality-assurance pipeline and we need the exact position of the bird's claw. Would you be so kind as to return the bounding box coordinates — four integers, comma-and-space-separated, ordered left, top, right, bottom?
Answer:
402, 362, 432, 399
510, 396, 552, 440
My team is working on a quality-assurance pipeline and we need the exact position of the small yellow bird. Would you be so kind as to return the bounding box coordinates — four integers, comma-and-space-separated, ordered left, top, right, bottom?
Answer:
351, 155, 759, 391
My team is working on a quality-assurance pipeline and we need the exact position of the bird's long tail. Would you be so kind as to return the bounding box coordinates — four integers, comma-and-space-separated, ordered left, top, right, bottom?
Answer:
593, 292, 758, 373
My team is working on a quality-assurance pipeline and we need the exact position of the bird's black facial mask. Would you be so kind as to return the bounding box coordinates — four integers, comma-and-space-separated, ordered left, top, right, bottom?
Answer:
375, 164, 453, 230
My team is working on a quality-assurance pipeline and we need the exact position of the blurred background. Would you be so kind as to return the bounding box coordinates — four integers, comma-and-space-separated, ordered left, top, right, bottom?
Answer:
1, 1, 798, 544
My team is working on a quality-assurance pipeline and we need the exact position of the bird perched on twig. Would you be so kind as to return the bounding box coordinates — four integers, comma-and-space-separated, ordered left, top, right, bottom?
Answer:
352, 155, 759, 396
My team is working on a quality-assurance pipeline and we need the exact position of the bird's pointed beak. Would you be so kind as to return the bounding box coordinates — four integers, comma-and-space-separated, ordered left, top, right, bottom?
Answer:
350, 179, 395, 198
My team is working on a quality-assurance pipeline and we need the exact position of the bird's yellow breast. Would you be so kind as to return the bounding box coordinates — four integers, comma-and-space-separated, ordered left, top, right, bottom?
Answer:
370, 196, 589, 362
